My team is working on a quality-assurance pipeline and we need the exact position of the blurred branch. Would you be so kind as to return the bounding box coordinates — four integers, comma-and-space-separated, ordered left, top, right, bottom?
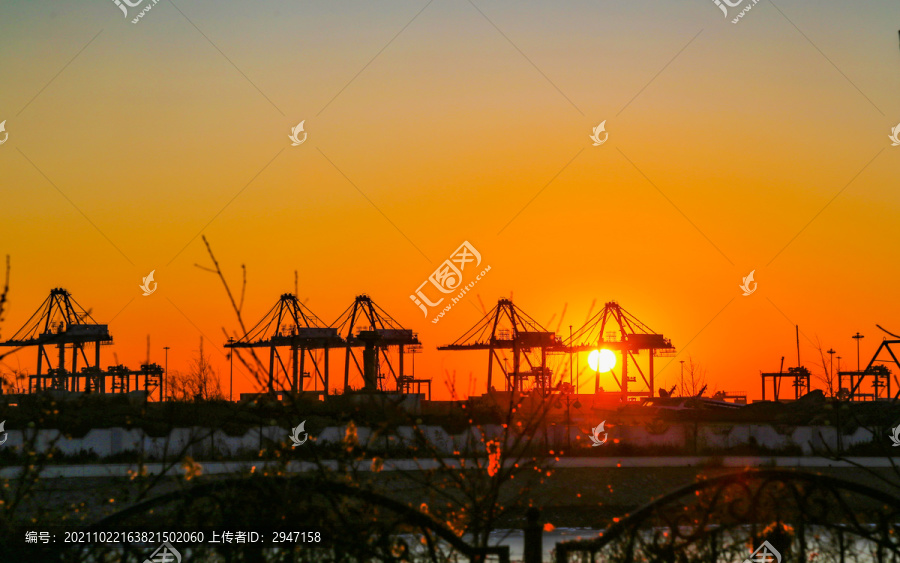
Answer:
812, 336, 836, 397
194, 236, 266, 384
0, 255, 9, 340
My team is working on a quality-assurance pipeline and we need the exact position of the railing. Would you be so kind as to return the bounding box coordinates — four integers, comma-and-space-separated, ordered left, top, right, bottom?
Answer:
87, 477, 510, 563
554, 469, 900, 563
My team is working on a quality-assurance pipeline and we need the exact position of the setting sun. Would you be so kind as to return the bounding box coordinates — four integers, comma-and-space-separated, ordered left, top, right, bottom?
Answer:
587, 349, 617, 373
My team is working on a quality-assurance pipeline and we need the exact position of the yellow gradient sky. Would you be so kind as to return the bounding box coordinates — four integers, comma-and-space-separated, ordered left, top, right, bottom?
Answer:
1, 0, 899, 399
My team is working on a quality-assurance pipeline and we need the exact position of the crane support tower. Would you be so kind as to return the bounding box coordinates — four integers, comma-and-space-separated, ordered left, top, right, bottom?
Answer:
226, 293, 343, 396
838, 331, 900, 400
0, 289, 165, 399
0, 288, 113, 393
332, 295, 422, 393
761, 364, 811, 401
561, 301, 675, 401
438, 298, 560, 394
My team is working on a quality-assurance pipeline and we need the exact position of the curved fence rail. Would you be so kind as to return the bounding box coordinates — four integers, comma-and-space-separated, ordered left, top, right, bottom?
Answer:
555, 469, 900, 563
52, 476, 511, 563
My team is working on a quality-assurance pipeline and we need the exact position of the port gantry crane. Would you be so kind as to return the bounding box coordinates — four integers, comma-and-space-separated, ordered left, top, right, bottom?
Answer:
225, 293, 343, 396
438, 298, 560, 395
838, 325, 900, 401
760, 354, 812, 401
0, 288, 112, 393
332, 295, 423, 394
0, 288, 165, 399
560, 301, 675, 401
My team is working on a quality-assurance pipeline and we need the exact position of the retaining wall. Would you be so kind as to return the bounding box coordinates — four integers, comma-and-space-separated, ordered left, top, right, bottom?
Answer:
0, 422, 879, 459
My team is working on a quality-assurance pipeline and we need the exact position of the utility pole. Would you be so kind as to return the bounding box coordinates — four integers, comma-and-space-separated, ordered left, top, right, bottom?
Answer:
163, 346, 170, 402
575, 341, 579, 395
827, 348, 836, 396
228, 337, 234, 402
852, 332, 864, 372
837, 356, 842, 393
569, 325, 574, 388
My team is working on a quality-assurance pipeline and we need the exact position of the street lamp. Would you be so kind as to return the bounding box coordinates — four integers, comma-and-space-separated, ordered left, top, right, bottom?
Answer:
228, 337, 234, 402
826, 348, 836, 396
852, 332, 864, 372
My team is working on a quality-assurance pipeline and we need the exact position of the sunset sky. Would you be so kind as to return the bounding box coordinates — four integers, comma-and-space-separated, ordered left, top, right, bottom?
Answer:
1, 0, 899, 400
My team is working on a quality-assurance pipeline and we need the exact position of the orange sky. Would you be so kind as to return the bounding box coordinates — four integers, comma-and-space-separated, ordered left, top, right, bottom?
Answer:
1, 0, 899, 400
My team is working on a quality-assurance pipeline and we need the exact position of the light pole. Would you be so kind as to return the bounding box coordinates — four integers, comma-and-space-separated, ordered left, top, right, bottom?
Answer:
852, 332, 864, 372
575, 337, 579, 396
228, 337, 234, 402
826, 348, 836, 396
569, 325, 574, 388
679, 360, 685, 397
163, 346, 170, 402
837, 355, 842, 394
852, 333, 864, 397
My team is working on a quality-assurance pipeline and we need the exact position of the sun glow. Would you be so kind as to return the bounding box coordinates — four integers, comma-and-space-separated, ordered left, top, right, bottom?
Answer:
588, 349, 617, 373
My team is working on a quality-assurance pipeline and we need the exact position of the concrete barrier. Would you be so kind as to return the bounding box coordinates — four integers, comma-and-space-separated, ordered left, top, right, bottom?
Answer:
0, 422, 885, 460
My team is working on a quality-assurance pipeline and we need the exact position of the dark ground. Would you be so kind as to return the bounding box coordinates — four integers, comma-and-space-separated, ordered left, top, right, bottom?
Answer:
12, 466, 900, 529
